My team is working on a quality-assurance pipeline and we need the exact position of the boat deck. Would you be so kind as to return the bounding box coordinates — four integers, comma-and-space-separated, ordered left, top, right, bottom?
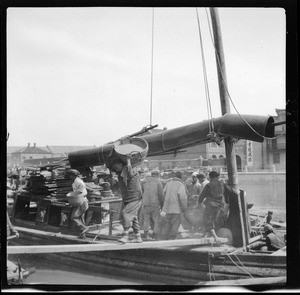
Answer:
9, 225, 233, 254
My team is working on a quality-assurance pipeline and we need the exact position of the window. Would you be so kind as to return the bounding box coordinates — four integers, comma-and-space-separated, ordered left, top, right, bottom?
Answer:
212, 155, 217, 159
273, 153, 280, 164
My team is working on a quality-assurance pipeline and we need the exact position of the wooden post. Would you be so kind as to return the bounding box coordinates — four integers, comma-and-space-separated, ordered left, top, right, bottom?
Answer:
209, 8, 246, 249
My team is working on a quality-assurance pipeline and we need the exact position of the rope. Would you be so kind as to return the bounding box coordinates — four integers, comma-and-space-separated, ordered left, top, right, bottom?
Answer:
225, 253, 254, 278
196, 8, 214, 134
204, 8, 283, 141
233, 254, 255, 276
149, 8, 155, 126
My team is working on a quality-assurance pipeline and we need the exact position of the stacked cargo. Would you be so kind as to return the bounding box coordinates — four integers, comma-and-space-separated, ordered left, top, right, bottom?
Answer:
21, 169, 74, 201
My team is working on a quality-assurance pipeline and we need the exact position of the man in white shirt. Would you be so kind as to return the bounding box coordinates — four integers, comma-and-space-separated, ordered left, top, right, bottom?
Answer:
69, 169, 89, 239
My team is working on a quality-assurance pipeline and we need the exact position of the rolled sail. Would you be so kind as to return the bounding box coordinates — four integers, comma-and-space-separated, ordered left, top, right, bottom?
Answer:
68, 114, 274, 169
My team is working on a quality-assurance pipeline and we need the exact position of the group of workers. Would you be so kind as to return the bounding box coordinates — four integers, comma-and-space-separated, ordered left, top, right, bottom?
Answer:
108, 154, 241, 244
9, 154, 283, 252
65, 155, 286, 251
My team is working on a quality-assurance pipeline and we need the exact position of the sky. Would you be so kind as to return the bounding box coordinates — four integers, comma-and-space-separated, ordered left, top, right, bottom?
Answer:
6, 7, 286, 147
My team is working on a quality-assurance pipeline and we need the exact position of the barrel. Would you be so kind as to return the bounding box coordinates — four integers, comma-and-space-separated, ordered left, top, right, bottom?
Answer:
114, 137, 149, 166
66, 192, 84, 207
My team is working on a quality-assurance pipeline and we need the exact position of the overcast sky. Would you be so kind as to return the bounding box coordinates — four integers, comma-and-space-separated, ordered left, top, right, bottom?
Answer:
6, 7, 286, 147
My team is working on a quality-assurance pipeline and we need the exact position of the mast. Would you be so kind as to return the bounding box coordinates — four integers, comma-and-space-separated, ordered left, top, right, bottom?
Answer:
210, 8, 247, 249
209, 7, 238, 189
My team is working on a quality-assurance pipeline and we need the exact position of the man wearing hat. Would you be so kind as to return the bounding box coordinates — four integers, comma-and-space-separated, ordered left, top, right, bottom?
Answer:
186, 172, 201, 207
197, 172, 209, 195
262, 224, 286, 252
197, 170, 239, 243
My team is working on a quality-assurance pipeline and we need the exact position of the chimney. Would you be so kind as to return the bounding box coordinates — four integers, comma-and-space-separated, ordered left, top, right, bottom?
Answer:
34, 143, 36, 148
27, 143, 30, 148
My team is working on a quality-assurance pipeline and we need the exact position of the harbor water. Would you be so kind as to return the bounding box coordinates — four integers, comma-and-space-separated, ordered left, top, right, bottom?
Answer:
8, 253, 159, 286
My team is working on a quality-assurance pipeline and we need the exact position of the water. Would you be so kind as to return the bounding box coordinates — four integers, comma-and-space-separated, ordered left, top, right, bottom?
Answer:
8, 254, 154, 287
25, 269, 141, 285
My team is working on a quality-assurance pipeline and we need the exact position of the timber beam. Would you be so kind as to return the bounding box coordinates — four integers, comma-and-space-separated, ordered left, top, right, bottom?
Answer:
7, 237, 228, 254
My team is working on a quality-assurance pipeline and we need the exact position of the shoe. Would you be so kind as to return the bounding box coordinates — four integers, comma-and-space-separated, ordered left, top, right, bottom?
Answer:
131, 233, 143, 243
80, 227, 89, 236
118, 232, 129, 244
143, 235, 154, 241
152, 234, 159, 241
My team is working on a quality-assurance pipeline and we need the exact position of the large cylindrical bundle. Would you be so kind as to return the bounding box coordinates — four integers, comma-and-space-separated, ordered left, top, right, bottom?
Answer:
68, 114, 275, 169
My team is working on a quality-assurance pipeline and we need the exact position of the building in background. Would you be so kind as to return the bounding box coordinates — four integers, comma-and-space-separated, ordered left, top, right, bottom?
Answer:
8, 143, 52, 166
7, 143, 95, 167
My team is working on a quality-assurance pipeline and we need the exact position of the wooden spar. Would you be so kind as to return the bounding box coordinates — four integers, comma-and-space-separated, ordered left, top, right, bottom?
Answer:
210, 8, 247, 250
7, 237, 228, 254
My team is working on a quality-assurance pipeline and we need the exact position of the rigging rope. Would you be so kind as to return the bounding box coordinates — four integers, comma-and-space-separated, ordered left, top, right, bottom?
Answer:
225, 253, 254, 278
149, 8, 155, 126
204, 8, 283, 141
196, 8, 214, 134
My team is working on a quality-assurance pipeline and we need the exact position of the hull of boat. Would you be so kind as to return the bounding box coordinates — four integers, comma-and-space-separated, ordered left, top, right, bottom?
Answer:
8, 227, 286, 285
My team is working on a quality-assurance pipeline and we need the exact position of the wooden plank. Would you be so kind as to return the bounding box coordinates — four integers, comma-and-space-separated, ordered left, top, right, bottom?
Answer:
199, 276, 286, 286
7, 237, 228, 254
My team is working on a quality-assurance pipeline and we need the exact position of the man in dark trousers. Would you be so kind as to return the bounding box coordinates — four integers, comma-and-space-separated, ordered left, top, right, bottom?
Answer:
111, 155, 143, 244
197, 170, 239, 243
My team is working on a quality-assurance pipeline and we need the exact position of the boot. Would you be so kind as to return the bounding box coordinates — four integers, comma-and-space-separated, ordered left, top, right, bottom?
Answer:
144, 232, 155, 241
78, 227, 89, 239
143, 231, 152, 241
118, 231, 129, 244
131, 233, 143, 243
